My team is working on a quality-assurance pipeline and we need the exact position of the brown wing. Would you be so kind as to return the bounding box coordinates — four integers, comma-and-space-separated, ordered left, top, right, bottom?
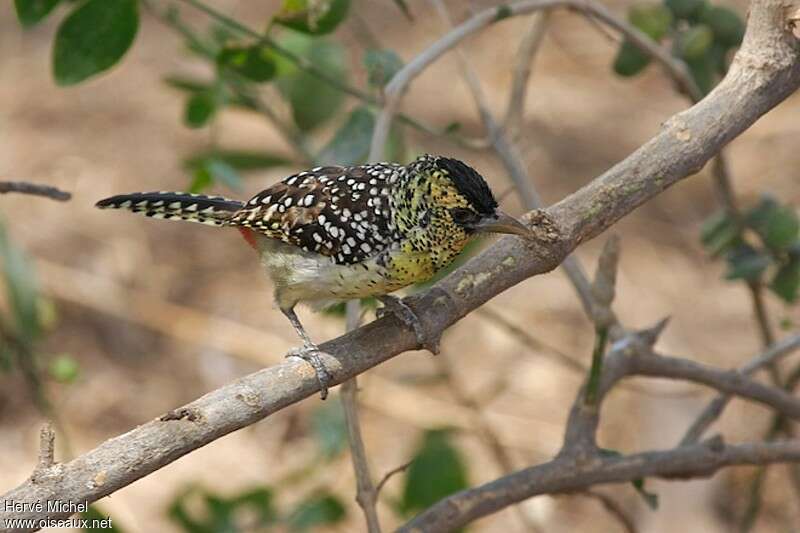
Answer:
228, 164, 401, 265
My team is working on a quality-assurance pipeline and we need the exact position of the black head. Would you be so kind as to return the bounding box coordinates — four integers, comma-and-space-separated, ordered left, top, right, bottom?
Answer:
434, 157, 498, 216
412, 155, 530, 238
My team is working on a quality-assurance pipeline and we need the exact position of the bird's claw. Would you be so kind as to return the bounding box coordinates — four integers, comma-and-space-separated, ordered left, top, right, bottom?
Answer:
377, 295, 440, 354
286, 344, 333, 400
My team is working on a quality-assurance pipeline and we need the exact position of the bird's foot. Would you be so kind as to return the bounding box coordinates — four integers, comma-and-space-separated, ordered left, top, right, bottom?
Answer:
377, 295, 440, 354
286, 344, 333, 400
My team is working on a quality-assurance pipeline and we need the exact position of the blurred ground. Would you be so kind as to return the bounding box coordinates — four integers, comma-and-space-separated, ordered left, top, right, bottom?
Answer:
1, 0, 800, 531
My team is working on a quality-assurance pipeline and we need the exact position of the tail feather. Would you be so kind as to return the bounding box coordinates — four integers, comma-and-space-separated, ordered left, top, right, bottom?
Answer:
95, 191, 244, 226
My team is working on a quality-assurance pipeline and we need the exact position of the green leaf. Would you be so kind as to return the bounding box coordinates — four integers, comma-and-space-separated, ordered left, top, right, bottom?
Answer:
613, 40, 651, 77
725, 245, 771, 281
207, 159, 242, 191
317, 107, 375, 165
275, 0, 351, 35
599, 449, 659, 510
0, 220, 41, 343
364, 49, 404, 88
185, 150, 291, 172
228, 487, 277, 527
168, 485, 276, 533
770, 259, 800, 303
81, 505, 123, 532
164, 76, 257, 110
401, 429, 468, 514
392, 0, 414, 20
700, 210, 739, 257
751, 203, 799, 251
700, 6, 745, 47
183, 93, 216, 129
321, 297, 377, 317
686, 53, 716, 94
676, 25, 714, 61
664, 0, 707, 21
707, 42, 731, 75
628, 4, 673, 41
632, 478, 660, 510
217, 45, 277, 82
287, 493, 346, 531
52, 0, 139, 86
444, 122, 462, 134
276, 35, 347, 131
14, 0, 61, 27
49, 354, 79, 383
185, 154, 246, 192
310, 400, 348, 458
167, 487, 211, 533
189, 167, 214, 194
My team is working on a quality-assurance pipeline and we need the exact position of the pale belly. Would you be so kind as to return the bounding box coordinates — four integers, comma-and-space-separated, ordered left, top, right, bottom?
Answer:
256, 237, 433, 309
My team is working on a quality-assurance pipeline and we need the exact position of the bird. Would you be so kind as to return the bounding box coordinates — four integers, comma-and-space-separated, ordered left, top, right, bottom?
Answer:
96, 154, 531, 399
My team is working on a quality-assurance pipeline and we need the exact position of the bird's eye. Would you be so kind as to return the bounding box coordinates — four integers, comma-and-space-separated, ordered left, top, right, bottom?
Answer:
450, 207, 475, 225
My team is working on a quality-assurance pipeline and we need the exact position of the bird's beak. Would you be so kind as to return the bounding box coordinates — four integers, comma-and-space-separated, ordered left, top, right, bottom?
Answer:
473, 210, 531, 237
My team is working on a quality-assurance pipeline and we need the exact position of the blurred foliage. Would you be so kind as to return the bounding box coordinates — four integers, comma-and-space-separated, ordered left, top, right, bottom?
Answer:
399, 429, 469, 516
14, 1, 714, 528
13, 0, 61, 27
81, 506, 123, 532
310, 397, 349, 458
162, 399, 351, 532
701, 196, 800, 303
0, 219, 46, 376
274, 0, 351, 36
364, 49, 404, 89
613, 0, 744, 94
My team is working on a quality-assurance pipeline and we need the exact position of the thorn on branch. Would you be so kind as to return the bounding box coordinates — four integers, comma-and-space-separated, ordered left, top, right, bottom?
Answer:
639, 317, 670, 347
0, 181, 71, 202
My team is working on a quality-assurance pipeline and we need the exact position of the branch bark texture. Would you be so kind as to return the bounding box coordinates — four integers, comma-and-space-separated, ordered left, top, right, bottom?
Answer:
2, 0, 800, 530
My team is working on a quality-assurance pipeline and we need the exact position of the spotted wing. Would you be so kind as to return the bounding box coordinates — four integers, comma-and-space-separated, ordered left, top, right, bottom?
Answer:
228, 164, 401, 265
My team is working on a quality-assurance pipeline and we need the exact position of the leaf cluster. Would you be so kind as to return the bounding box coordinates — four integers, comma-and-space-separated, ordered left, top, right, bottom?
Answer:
701, 196, 800, 304
613, 0, 745, 94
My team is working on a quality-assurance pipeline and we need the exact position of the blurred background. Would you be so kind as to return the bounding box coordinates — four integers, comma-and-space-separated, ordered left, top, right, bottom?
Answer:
1, 0, 799, 531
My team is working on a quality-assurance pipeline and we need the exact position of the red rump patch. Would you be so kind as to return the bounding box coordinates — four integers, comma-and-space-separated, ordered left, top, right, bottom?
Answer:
238, 227, 258, 250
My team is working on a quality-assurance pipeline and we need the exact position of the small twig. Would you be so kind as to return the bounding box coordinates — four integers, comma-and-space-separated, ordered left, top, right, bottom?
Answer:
37, 423, 56, 470
31, 423, 56, 481
579, 490, 639, 533
584, 326, 609, 407
375, 461, 412, 496
0, 181, 71, 201
341, 300, 381, 533
681, 334, 800, 445
503, 10, 551, 137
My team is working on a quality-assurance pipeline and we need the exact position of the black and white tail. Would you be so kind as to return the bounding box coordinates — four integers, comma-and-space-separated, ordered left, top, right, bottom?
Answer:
95, 192, 244, 226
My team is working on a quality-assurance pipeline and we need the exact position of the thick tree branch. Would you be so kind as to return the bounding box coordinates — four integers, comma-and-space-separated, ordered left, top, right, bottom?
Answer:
399, 439, 800, 532
2, 0, 800, 528
400, 325, 800, 532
